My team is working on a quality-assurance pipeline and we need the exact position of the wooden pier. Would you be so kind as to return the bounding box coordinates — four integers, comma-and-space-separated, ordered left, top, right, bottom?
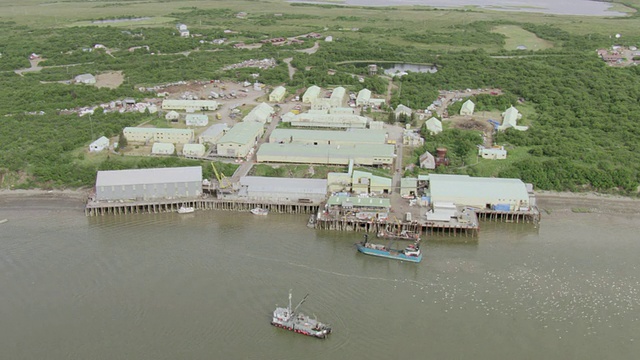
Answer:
85, 198, 318, 216
85, 198, 540, 238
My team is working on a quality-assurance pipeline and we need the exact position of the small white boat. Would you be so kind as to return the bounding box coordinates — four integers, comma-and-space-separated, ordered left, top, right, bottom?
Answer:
250, 207, 268, 216
0, 219, 8, 224
177, 206, 195, 214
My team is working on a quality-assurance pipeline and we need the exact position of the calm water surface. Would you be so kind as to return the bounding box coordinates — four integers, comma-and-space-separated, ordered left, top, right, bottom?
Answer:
1, 196, 639, 359
291, 0, 628, 16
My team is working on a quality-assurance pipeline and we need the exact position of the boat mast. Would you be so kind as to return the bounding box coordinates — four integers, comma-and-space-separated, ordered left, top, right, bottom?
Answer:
288, 290, 292, 312
292, 293, 309, 315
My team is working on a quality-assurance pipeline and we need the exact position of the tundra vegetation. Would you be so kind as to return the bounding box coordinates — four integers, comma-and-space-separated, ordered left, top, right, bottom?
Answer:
1, 0, 640, 194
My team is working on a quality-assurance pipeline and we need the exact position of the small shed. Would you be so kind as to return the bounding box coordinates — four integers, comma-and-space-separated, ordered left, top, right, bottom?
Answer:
479, 146, 507, 160
89, 136, 109, 152
151, 142, 175, 155
269, 86, 286, 102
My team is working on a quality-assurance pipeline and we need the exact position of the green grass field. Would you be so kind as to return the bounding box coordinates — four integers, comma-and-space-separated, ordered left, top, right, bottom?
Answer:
492, 25, 554, 51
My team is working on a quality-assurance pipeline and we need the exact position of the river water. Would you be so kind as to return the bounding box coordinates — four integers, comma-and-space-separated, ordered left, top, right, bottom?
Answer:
1, 195, 639, 359
291, 0, 628, 17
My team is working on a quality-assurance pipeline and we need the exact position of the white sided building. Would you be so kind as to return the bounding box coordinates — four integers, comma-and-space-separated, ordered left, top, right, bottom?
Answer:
198, 123, 229, 144
243, 102, 275, 124
460, 99, 475, 116
185, 114, 209, 127
329, 87, 347, 108
237, 176, 328, 203
425, 117, 443, 135
284, 112, 368, 129
426, 174, 531, 211
161, 99, 218, 112
151, 142, 175, 155
302, 86, 321, 104
216, 121, 264, 158
89, 136, 110, 152
269, 86, 286, 102
269, 129, 386, 146
356, 89, 371, 106
183, 143, 206, 157
123, 127, 194, 144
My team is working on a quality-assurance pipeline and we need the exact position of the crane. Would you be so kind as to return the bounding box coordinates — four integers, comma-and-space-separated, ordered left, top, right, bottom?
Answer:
211, 162, 231, 189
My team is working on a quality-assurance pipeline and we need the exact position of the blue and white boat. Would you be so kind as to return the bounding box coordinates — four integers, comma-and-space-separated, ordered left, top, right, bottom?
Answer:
356, 234, 422, 263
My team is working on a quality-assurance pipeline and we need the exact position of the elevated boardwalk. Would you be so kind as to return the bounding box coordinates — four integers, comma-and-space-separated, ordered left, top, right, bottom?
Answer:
85, 197, 318, 216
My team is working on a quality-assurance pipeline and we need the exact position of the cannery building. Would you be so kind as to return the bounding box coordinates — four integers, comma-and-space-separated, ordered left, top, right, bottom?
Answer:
95, 166, 202, 201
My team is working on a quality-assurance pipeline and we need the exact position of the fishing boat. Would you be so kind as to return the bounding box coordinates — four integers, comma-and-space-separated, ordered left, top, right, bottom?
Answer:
250, 207, 269, 216
377, 228, 420, 241
271, 290, 332, 339
356, 234, 422, 263
177, 206, 195, 214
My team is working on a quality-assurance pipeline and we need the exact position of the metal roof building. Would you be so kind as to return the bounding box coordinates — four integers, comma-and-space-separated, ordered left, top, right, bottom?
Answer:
89, 136, 109, 152
243, 102, 275, 124
425, 117, 443, 135
460, 99, 475, 116
395, 104, 412, 119
351, 170, 392, 194
185, 114, 209, 126
356, 88, 371, 106
499, 106, 528, 131
165, 110, 180, 121
427, 174, 530, 210
285, 113, 368, 129
302, 86, 321, 104
161, 99, 219, 111
238, 176, 327, 203
151, 142, 175, 155
257, 143, 395, 166
269, 86, 286, 102
183, 143, 206, 157
269, 129, 386, 146
329, 86, 347, 108
95, 166, 202, 201
216, 121, 264, 157
199, 123, 229, 144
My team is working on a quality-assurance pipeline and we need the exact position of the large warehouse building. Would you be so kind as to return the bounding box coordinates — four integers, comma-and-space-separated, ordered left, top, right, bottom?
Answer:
283, 112, 369, 129
269, 129, 386, 146
256, 143, 395, 166
329, 86, 347, 108
237, 176, 328, 203
95, 166, 202, 201
426, 174, 532, 211
216, 121, 264, 157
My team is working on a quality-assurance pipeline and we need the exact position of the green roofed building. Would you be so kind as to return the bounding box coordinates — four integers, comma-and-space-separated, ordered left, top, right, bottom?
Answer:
269, 129, 386, 146
216, 122, 264, 158
257, 143, 395, 166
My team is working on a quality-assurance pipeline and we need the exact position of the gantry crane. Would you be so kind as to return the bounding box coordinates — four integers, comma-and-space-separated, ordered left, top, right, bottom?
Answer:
211, 162, 232, 189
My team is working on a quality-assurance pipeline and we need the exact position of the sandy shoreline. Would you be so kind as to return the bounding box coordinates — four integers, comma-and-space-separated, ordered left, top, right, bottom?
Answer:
1, 188, 639, 215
